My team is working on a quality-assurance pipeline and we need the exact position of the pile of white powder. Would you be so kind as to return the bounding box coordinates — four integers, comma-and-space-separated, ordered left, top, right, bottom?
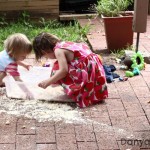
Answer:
0, 87, 135, 139
0, 87, 85, 123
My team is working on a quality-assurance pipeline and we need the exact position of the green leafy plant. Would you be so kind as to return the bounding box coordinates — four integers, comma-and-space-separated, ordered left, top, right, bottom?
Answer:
0, 14, 8, 26
73, 20, 90, 41
18, 11, 33, 28
111, 45, 135, 58
39, 18, 63, 29
0, 18, 89, 52
95, 0, 133, 17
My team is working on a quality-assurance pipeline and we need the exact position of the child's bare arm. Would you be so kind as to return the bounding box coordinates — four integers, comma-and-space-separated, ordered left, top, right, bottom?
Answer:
0, 72, 6, 86
17, 61, 32, 70
13, 76, 22, 82
38, 49, 68, 88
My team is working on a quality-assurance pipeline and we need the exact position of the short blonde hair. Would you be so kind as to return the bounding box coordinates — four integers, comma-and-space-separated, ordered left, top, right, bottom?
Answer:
4, 33, 32, 59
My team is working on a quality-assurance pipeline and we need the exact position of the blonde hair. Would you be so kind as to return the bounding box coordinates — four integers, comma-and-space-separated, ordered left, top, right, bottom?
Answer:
4, 33, 32, 59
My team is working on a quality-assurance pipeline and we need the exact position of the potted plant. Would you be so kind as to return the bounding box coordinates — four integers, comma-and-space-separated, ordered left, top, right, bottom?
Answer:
95, 0, 134, 52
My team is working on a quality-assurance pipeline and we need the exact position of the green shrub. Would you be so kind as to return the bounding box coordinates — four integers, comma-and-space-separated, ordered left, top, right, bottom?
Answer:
96, 0, 133, 17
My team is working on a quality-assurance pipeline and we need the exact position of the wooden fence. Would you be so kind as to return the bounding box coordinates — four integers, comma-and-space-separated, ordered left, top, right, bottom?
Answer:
0, 0, 149, 21
0, 0, 59, 20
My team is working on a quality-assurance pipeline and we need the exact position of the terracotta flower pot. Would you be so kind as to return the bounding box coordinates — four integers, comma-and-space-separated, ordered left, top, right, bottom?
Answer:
102, 12, 134, 52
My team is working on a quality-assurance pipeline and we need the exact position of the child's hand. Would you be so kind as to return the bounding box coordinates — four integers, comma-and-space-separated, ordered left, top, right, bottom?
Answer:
24, 64, 32, 71
17, 61, 32, 71
0, 82, 5, 87
38, 79, 50, 89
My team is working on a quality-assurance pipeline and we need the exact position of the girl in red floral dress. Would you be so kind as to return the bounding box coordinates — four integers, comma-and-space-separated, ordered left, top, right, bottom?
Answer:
33, 32, 108, 108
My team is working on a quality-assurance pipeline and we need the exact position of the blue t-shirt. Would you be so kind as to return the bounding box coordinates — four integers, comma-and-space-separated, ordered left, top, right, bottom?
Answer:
0, 50, 14, 72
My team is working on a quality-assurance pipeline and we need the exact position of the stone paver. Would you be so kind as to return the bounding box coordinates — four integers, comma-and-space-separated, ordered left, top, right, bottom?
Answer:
17, 118, 36, 135
56, 134, 77, 150
75, 124, 96, 142
0, 144, 16, 150
37, 144, 57, 150
77, 142, 99, 150
0, 116, 17, 143
36, 125, 56, 143
16, 135, 36, 150
0, 16, 150, 150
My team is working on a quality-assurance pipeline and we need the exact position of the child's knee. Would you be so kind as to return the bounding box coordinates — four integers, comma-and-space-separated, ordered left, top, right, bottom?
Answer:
0, 72, 6, 80
0, 72, 6, 87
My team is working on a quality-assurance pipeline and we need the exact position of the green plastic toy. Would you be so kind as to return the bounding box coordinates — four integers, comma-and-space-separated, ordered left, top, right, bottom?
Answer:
125, 67, 140, 77
131, 52, 145, 70
125, 71, 134, 77
125, 52, 144, 77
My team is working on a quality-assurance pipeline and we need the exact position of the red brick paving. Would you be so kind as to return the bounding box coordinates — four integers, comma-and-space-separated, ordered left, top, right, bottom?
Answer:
0, 16, 150, 150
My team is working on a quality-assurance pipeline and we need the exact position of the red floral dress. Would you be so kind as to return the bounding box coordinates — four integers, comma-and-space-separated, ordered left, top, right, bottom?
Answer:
52, 41, 108, 108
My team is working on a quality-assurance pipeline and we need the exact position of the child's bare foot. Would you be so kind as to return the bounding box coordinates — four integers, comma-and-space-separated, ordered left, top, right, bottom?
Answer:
0, 82, 5, 88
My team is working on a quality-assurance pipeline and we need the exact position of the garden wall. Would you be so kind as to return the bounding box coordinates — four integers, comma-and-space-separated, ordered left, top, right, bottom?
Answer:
0, 0, 59, 20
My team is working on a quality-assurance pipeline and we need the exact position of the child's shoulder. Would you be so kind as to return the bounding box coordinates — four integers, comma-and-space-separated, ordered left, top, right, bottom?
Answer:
57, 41, 88, 47
55, 41, 74, 49
0, 50, 14, 61
0, 49, 6, 55
55, 41, 90, 53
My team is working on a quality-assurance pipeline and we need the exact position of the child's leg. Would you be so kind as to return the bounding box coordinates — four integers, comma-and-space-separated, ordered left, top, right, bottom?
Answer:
0, 72, 6, 87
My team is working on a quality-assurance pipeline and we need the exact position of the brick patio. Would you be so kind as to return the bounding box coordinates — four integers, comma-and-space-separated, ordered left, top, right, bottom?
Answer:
0, 16, 150, 150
